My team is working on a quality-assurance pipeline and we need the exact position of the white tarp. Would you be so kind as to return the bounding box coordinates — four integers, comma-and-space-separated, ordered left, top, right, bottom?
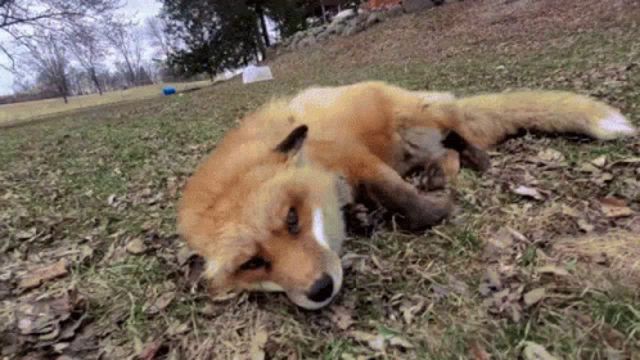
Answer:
242, 65, 274, 84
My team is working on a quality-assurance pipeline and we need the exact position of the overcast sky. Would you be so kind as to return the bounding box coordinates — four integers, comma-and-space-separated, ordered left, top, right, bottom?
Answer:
0, 0, 163, 96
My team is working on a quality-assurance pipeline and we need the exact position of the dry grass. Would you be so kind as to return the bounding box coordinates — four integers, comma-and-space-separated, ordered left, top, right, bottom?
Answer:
0, 80, 212, 126
0, 0, 639, 359
553, 229, 640, 288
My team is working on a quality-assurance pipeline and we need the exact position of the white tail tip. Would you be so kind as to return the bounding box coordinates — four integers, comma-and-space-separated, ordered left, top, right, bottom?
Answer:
597, 112, 637, 138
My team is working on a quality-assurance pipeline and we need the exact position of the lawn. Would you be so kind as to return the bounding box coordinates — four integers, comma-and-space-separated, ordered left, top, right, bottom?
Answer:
0, 80, 212, 127
1, 0, 639, 359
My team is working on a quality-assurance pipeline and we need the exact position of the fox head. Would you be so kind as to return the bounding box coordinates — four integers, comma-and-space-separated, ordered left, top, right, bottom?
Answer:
178, 124, 351, 309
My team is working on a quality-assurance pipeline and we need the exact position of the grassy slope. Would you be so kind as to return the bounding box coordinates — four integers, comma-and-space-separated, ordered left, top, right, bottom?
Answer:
1, 0, 639, 359
0, 80, 212, 126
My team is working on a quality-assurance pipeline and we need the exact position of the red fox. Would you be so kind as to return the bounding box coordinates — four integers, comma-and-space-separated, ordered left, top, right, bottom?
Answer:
178, 81, 635, 309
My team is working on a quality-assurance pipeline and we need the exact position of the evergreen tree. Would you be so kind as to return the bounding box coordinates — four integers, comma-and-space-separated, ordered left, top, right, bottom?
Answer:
161, 0, 264, 79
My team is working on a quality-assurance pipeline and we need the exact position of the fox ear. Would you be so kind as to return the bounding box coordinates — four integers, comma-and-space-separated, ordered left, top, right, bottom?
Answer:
275, 125, 308, 155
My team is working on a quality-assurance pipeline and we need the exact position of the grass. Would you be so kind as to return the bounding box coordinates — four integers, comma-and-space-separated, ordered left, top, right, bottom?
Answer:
0, 79, 213, 126
1, 0, 639, 359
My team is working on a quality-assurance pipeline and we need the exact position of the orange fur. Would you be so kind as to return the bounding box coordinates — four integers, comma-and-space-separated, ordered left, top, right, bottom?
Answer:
178, 81, 635, 309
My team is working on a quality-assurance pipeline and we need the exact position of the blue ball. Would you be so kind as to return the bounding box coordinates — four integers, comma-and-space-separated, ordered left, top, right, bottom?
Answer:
162, 86, 177, 96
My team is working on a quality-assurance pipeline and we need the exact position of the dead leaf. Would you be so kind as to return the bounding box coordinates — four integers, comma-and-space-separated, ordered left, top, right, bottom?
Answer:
176, 246, 195, 266
469, 340, 491, 360
560, 205, 580, 218
250, 328, 268, 360
537, 265, 569, 277
535, 148, 565, 164
329, 306, 355, 330
577, 219, 594, 233
18, 259, 69, 290
400, 299, 425, 325
523, 288, 546, 306
591, 155, 607, 168
599, 197, 634, 218
389, 336, 413, 349
349, 331, 385, 351
522, 341, 558, 360
578, 162, 600, 173
484, 227, 514, 258
139, 339, 164, 360
15, 227, 37, 240
15, 289, 86, 346
610, 156, 640, 166
513, 185, 544, 201
144, 292, 175, 315
126, 238, 147, 255
479, 269, 502, 296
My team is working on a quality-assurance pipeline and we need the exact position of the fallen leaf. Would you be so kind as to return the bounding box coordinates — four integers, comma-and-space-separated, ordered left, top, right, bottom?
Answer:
250, 328, 268, 360
144, 292, 175, 315
139, 339, 163, 360
591, 155, 607, 168
329, 306, 355, 330
578, 163, 600, 173
484, 227, 514, 258
479, 269, 502, 296
469, 340, 491, 360
523, 288, 546, 306
126, 238, 147, 255
176, 246, 195, 266
400, 299, 425, 325
349, 331, 385, 351
15, 289, 86, 346
15, 227, 37, 240
560, 205, 580, 217
577, 219, 594, 232
610, 156, 640, 166
513, 186, 544, 201
594, 172, 614, 184
522, 341, 558, 360
599, 197, 634, 218
535, 148, 565, 164
537, 265, 569, 277
389, 336, 413, 349
18, 259, 69, 290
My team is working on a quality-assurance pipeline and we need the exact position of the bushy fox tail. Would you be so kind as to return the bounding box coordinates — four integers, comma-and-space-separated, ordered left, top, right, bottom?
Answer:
444, 90, 636, 149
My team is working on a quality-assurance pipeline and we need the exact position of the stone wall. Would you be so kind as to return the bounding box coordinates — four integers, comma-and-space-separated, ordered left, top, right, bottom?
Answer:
275, 6, 404, 53
273, 0, 451, 55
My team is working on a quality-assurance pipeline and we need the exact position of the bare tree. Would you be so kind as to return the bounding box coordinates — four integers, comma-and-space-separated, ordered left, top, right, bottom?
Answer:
145, 17, 173, 60
66, 28, 108, 95
104, 22, 144, 87
0, 0, 122, 72
20, 34, 71, 103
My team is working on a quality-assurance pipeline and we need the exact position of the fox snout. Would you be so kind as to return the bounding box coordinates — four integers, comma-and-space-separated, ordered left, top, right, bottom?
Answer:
285, 252, 343, 310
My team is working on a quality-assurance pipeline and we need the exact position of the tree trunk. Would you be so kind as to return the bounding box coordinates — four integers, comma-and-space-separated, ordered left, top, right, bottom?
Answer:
90, 68, 103, 95
320, 1, 328, 24
255, 4, 270, 48
59, 73, 69, 104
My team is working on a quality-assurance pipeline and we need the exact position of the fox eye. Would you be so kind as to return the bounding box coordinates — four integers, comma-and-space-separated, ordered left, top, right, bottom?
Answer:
286, 207, 300, 235
239, 256, 269, 271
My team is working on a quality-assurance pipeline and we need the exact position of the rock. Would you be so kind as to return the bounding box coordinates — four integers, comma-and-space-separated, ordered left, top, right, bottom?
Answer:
310, 25, 326, 36
298, 36, 317, 48
316, 31, 329, 41
366, 12, 384, 26
333, 9, 357, 23
387, 5, 404, 17
126, 238, 147, 255
343, 23, 358, 36
403, 0, 436, 12
327, 21, 345, 35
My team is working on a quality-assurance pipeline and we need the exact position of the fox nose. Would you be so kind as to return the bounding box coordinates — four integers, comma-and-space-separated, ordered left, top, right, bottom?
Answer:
307, 273, 334, 303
